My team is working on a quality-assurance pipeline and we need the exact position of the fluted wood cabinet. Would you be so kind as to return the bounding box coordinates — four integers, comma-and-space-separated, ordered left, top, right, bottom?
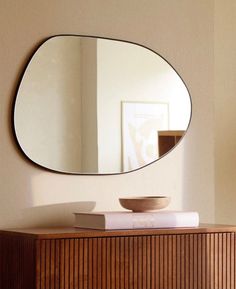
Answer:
1, 224, 236, 289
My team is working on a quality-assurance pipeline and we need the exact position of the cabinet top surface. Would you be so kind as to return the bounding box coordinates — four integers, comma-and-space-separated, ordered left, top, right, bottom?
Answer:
0, 224, 236, 239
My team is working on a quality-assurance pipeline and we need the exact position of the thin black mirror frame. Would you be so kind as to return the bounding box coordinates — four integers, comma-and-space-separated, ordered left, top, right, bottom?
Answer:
12, 34, 192, 176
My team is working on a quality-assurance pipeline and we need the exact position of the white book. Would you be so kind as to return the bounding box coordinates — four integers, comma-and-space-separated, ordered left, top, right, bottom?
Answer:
74, 211, 199, 230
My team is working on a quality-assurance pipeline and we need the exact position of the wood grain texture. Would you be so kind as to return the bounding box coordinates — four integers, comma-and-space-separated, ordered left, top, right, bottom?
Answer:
1, 228, 236, 289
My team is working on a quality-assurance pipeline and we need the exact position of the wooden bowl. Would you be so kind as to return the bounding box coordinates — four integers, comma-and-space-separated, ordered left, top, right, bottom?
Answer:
119, 196, 170, 212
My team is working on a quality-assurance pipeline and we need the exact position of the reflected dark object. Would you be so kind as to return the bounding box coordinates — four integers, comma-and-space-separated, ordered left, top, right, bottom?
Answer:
158, 130, 184, 157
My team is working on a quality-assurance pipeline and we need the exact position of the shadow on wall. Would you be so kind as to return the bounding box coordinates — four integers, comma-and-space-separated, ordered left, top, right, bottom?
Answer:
21, 201, 96, 227
182, 127, 214, 223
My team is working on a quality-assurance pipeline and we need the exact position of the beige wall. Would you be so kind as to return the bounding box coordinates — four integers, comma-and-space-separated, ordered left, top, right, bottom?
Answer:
0, 0, 215, 228
215, 0, 236, 224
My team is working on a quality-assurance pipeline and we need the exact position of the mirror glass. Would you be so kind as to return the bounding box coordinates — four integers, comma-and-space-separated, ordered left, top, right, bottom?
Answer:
14, 36, 191, 174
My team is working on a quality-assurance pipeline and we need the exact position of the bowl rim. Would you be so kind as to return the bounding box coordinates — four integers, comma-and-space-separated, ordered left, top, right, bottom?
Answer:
119, 196, 170, 200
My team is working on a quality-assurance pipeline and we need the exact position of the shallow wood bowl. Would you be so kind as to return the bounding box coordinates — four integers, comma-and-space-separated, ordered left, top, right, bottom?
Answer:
119, 196, 170, 212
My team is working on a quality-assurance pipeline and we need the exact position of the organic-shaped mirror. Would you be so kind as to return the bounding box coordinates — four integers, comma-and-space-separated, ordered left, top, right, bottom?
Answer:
13, 35, 191, 174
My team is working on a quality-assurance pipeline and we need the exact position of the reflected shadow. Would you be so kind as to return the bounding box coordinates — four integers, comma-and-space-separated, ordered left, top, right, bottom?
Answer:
22, 201, 96, 227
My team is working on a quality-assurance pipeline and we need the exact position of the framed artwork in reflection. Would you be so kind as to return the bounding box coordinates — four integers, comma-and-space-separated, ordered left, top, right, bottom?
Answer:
122, 101, 169, 171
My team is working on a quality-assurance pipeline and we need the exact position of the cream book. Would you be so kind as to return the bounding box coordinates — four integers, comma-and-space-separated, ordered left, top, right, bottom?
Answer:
74, 211, 199, 230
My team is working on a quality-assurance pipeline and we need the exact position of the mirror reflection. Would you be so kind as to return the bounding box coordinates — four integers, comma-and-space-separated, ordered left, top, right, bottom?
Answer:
14, 36, 191, 174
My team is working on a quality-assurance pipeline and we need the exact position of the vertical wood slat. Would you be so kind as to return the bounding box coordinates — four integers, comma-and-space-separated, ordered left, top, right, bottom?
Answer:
88, 238, 93, 289
210, 234, 215, 289
54, 240, 60, 289
159, 235, 164, 289
185, 234, 190, 289
40, 240, 46, 289
120, 237, 125, 289
176, 234, 181, 289
106, 238, 111, 289
59, 239, 65, 289
197, 234, 202, 289
146, 236, 151, 289
133, 236, 138, 289
137, 237, 143, 289
115, 237, 120, 289
151, 236, 155, 289
45, 240, 51, 289
201, 234, 206, 289
110, 237, 116, 289
101, 237, 107, 289
127, 237, 132, 289
50, 240, 55, 289
172, 234, 177, 289
219, 233, 223, 289
180, 234, 185, 289
69, 239, 74, 289
223, 233, 227, 289
163, 235, 168, 289
189, 234, 194, 289
155, 235, 160, 289
0, 231, 236, 289
36, 240, 41, 289
142, 236, 147, 289
235, 232, 236, 289
230, 233, 235, 289
168, 234, 174, 289
193, 234, 198, 289
79, 238, 84, 289
64, 239, 69, 289
83, 238, 88, 289
124, 237, 130, 289
74, 239, 79, 289
206, 234, 210, 289
227, 233, 231, 289
92, 238, 97, 289
214, 233, 219, 289
97, 238, 102, 289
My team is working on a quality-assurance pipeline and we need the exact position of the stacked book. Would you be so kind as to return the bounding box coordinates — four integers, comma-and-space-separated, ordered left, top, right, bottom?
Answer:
74, 210, 199, 230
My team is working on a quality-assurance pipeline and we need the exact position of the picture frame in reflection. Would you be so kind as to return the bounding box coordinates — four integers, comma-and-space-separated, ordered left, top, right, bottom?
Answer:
121, 101, 169, 171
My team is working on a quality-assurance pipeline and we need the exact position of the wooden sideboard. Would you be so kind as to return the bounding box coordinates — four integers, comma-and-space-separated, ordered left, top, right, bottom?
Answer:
0, 224, 236, 289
